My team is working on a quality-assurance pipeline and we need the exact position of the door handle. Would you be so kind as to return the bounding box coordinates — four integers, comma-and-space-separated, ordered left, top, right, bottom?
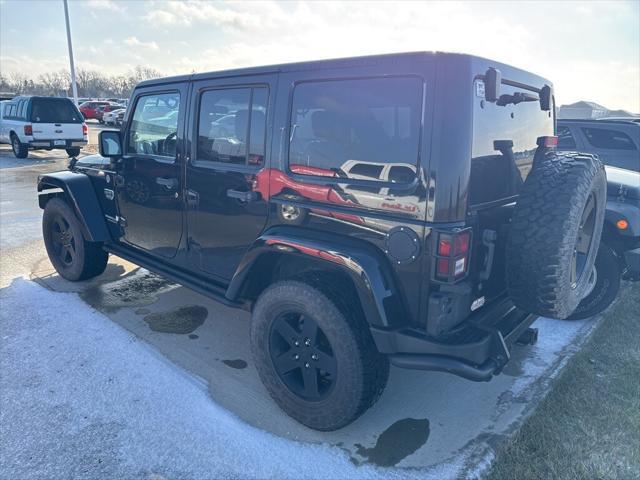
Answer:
156, 177, 179, 189
227, 189, 258, 203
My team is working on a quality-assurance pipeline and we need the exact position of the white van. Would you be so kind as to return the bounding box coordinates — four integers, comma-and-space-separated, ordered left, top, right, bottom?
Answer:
0, 96, 87, 158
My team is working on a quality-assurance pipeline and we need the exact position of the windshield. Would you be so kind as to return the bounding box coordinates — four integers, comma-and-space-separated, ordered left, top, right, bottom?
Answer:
30, 98, 83, 124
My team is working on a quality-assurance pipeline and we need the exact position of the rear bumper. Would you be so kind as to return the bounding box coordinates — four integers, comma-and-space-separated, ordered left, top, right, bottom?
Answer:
29, 139, 87, 148
370, 296, 537, 382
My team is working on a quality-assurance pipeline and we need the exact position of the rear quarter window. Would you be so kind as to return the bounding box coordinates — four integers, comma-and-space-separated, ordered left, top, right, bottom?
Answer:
30, 98, 83, 123
288, 76, 423, 181
581, 127, 637, 150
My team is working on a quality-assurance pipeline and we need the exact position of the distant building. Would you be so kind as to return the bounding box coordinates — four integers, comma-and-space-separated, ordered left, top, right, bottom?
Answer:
558, 101, 637, 120
558, 101, 610, 119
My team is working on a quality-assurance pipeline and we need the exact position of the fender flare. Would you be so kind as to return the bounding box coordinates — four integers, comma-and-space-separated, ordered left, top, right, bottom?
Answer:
37, 170, 111, 243
226, 226, 405, 328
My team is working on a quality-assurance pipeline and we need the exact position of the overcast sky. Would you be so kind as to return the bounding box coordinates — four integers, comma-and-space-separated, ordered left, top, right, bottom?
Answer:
1, 0, 638, 111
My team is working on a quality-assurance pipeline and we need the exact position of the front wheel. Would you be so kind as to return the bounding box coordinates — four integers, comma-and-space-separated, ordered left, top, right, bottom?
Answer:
250, 279, 389, 431
567, 244, 621, 320
66, 147, 81, 157
43, 198, 109, 281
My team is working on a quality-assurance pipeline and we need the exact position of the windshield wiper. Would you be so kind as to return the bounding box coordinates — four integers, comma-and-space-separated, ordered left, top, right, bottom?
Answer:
496, 91, 538, 107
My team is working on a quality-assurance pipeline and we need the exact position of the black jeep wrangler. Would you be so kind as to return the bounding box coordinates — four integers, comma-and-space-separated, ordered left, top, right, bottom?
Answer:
38, 52, 607, 431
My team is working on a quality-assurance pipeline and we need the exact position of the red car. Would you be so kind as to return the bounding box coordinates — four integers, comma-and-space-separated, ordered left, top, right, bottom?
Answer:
79, 101, 121, 121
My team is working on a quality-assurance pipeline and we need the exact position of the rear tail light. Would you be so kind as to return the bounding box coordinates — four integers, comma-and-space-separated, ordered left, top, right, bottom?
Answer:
82, 123, 88, 136
24, 124, 33, 136
537, 135, 558, 148
434, 229, 472, 282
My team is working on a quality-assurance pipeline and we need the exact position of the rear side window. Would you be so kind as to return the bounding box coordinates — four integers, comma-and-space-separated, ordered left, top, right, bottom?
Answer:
195, 86, 268, 167
557, 125, 576, 149
30, 98, 82, 123
289, 77, 423, 180
582, 127, 636, 150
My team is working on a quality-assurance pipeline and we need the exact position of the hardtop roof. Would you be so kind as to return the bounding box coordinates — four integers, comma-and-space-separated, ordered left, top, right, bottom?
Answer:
136, 51, 551, 89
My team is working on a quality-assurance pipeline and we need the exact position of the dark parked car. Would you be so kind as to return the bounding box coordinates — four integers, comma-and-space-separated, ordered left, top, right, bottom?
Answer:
557, 119, 639, 172
556, 119, 640, 318
37, 52, 607, 431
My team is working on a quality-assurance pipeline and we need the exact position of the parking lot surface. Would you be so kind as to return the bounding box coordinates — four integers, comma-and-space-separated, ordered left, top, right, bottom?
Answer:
0, 136, 602, 477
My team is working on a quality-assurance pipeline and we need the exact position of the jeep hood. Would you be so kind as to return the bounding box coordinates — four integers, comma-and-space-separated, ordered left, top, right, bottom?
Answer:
606, 165, 640, 200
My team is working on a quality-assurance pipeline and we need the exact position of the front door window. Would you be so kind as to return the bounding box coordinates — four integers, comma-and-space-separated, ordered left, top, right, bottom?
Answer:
128, 92, 181, 158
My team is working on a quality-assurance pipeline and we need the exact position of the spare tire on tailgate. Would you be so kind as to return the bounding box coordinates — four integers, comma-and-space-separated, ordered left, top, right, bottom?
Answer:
506, 151, 606, 319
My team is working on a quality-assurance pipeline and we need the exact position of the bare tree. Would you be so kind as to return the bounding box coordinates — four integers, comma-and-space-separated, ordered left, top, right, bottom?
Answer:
1, 66, 165, 99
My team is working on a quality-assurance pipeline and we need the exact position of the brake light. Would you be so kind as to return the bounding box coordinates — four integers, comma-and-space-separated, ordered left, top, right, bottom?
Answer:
434, 229, 472, 282
24, 124, 33, 136
537, 135, 558, 148
454, 231, 470, 255
438, 237, 451, 256
82, 123, 88, 136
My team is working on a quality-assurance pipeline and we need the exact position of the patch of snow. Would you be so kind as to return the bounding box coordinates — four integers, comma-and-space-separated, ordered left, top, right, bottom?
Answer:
509, 316, 595, 397
0, 279, 438, 479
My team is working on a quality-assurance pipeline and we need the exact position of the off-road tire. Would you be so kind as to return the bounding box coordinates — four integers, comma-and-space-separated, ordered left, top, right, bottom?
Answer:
250, 279, 389, 431
567, 244, 620, 320
66, 147, 81, 157
506, 152, 606, 319
42, 198, 109, 281
11, 134, 28, 159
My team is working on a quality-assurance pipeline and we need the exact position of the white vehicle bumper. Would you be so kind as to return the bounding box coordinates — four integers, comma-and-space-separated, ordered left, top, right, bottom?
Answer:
30, 139, 88, 148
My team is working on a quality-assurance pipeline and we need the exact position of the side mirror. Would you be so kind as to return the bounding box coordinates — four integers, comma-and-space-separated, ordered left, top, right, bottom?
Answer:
99, 130, 122, 157
484, 67, 501, 102
539, 84, 552, 111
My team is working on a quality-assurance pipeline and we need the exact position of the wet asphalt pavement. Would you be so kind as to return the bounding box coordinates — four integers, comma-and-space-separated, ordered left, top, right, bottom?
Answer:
0, 130, 602, 477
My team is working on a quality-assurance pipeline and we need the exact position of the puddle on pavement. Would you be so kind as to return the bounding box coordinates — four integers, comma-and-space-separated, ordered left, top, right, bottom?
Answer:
221, 359, 247, 369
188, 334, 199, 340
79, 269, 176, 313
143, 305, 208, 334
353, 418, 430, 467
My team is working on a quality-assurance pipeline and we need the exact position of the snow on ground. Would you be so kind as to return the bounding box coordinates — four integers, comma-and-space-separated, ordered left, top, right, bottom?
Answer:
0, 279, 430, 479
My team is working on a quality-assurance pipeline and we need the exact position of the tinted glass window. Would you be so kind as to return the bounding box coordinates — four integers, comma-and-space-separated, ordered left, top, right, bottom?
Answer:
348, 163, 384, 179
128, 92, 180, 157
289, 77, 422, 180
582, 127, 636, 150
470, 82, 553, 206
195, 87, 267, 167
30, 98, 82, 123
8, 104, 16, 117
557, 125, 576, 149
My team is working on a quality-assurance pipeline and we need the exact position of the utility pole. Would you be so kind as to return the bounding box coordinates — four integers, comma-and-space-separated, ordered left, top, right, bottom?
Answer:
63, 0, 79, 105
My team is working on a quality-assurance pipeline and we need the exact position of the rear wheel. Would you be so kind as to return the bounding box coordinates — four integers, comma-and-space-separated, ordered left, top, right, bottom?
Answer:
42, 198, 108, 281
250, 279, 389, 431
66, 147, 81, 157
11, 134, 28, 159
567, 244, 621, 320
506, 152, 606, 319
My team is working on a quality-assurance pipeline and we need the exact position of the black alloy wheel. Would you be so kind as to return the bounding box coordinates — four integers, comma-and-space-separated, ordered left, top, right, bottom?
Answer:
269, 311, 337, 401
571, 192, 597, 289
50, 214, 77, 266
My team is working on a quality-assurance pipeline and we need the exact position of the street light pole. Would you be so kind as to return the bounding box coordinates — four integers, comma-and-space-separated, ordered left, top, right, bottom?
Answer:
63, 0, 79, 105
